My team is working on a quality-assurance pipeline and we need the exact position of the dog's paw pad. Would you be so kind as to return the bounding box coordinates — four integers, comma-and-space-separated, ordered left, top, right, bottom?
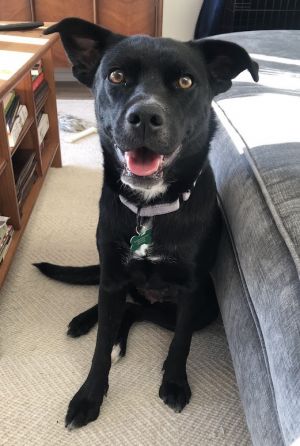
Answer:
159, 379, 191, 413
65, 396, 100, 429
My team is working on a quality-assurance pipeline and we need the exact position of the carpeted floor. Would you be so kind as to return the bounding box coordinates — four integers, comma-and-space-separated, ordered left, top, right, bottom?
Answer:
0, 99, 252, 446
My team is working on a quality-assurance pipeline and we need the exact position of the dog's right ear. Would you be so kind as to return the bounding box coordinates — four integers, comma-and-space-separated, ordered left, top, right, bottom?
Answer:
44, 17, 124, 87
190, 39, 259, 96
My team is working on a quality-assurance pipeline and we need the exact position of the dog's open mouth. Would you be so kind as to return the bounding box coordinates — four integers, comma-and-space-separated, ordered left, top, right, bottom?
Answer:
115, 144, 181, 195
125, 147, 163, 177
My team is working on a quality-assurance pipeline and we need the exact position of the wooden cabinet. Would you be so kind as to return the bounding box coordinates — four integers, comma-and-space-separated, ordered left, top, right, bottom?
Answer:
96, 0, 161, 35
0, 0, 163, 67
0, 0, 32, 21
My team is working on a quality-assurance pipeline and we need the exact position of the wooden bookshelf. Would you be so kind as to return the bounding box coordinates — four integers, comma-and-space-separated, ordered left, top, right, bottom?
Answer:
0, 23, 62, 287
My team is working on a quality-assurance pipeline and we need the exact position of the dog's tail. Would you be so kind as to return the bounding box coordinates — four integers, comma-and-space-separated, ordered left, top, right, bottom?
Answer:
33, 263, 100, 285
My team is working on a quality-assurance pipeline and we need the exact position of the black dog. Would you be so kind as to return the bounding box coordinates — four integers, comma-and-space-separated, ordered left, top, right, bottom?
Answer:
36, 18, 258, 429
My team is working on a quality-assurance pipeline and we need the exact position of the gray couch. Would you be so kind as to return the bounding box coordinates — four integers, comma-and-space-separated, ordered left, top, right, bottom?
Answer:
210, 30, 300, 446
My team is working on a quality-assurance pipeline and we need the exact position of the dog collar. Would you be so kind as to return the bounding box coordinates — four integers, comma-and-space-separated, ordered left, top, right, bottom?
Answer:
119, 168, 203, 217
119, 191, 191, 217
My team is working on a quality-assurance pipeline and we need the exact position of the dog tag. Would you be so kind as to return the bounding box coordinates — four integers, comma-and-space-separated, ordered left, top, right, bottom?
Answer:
130, 228, 152, 253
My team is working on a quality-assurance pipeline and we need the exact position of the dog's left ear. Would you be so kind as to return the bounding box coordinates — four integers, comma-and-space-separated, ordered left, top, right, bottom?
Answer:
191, 39, 259, 95
44, 17, 124, 87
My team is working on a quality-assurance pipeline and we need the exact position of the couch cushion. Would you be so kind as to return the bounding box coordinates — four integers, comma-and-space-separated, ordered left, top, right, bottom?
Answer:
212, 30, 300, 278
209, 30, 300, 445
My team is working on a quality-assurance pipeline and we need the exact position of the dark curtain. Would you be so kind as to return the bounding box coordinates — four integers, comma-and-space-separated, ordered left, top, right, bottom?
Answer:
194, 0, 226, 39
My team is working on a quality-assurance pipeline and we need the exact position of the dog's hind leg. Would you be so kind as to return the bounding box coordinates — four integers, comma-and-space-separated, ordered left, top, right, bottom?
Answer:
111, 302, 177, 364
193, 274, 219, 331
68, 305, 98, 337
67, 302, 142, 341
67, 300, 177, 364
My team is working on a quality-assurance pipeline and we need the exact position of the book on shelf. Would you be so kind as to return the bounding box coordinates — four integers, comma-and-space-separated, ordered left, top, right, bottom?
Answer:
12, 150, 37, 211
17, 104, 28, 125
5, 94, 20, 132
32, 72, 45, 92
13, 150, 36, 191
0, 216, 14, 264
0, 216, 9, 240
7, 105, 28, 148
31, 60, 43, 78
3, 90, 16, 114
0, 227, 14, 263
34, 80, 49, 110
38, 113, 49, 145
36, 110, 43, 124
18, 171, 38, 213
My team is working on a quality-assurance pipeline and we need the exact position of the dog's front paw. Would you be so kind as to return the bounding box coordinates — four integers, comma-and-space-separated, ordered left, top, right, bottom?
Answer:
65, 384, 107, 429
159, 377, 191, 413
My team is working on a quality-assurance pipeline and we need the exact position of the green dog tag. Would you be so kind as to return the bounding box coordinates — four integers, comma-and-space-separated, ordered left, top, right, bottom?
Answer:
130, 228, 152, 253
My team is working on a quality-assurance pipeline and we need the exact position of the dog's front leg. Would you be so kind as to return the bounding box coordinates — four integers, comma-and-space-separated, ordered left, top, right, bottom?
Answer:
159, 293, 197, 413
65, 273, 127, 429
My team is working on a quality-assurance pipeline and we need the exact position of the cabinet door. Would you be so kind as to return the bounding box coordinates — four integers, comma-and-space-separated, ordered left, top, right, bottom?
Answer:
0, 0, 32, 21
97, 0, 159, 36
34, 0, 95, 67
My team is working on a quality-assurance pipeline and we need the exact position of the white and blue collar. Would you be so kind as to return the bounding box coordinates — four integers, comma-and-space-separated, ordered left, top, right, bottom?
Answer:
119, 168, 203, 217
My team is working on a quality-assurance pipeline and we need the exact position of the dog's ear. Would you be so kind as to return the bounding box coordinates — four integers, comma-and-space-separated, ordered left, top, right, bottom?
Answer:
191, 39, 259, 95
44, 17, 124, 87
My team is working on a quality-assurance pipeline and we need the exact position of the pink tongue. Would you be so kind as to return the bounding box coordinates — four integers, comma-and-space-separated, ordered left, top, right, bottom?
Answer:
125, 149, 163, 176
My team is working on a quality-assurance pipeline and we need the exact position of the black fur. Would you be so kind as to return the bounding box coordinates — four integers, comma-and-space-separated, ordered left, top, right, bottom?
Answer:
35, 18, 258, 428
33, 263, 100, 285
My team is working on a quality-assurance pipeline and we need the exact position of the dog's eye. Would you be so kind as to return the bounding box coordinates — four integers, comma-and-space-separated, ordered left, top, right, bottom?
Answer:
108, 70, 126, 84
177, 76, 193, 89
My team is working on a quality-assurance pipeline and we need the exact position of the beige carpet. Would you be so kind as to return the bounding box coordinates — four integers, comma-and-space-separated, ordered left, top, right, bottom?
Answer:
0, 99, 252, 446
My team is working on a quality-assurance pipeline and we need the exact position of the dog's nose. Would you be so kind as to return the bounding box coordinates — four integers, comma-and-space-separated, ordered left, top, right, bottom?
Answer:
126, 104, 164, 130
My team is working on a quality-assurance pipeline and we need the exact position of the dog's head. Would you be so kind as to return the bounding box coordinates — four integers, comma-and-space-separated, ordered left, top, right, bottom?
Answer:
45, 18, 258, 199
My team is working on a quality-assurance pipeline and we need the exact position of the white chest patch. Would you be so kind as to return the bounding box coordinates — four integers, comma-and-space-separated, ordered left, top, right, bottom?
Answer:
133, 243, 150, 258
131, 247, 165, 263
121, 177, 168, 202
147, 255, 164, 263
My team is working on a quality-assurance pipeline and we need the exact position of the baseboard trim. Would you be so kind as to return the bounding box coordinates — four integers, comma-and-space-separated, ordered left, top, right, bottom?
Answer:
54, 69, 74, 82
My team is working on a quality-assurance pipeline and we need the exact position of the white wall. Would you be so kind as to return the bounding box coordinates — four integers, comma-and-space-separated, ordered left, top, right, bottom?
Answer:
162, 0, 204, 41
